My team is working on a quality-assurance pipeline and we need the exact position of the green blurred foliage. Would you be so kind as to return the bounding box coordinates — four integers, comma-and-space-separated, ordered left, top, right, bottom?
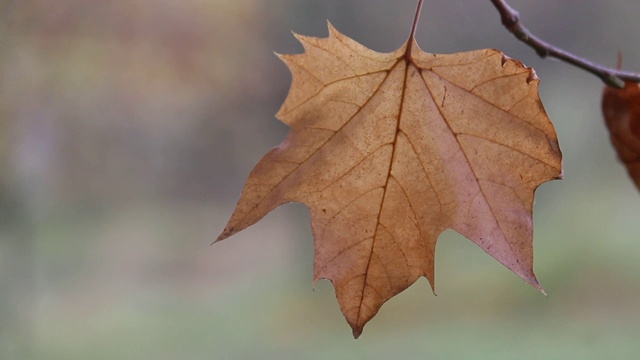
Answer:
1, 0, 640, 359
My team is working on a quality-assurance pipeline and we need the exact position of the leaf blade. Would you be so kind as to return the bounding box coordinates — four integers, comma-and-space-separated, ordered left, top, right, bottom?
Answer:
218, 25, 562, 337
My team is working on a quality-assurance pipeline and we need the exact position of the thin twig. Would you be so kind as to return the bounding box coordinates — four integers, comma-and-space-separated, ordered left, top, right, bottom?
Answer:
489, 0, 640, 88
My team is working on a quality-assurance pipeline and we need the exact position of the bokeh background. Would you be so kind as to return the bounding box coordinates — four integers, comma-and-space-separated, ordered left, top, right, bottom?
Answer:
1, 0, 640, 359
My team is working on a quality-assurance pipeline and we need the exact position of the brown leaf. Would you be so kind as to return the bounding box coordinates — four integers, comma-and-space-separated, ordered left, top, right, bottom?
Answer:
602, 81, 640, 191
217, 24, 562, 337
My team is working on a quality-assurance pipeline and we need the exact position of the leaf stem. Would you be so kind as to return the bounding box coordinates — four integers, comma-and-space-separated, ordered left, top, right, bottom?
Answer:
405, 0, 424, 62
489, 0, 640, 88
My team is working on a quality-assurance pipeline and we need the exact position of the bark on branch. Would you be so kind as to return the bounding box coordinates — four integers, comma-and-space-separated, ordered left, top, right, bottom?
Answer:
489, 0, 640, 88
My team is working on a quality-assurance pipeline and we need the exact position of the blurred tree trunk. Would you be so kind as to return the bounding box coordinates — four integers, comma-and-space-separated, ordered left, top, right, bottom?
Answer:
0, 1, 35, 358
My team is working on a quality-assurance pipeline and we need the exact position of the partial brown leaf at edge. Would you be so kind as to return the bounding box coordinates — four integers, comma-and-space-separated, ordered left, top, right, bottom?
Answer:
602, 80, 640, 191
217, 24, 562, 338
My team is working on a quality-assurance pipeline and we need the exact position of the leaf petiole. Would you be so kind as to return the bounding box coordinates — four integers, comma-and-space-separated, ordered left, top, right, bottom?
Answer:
405, 0, 424, 63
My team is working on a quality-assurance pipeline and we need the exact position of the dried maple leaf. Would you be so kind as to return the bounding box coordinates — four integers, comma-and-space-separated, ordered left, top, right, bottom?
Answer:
217, 19, 562, 337
602, 79, 640, 191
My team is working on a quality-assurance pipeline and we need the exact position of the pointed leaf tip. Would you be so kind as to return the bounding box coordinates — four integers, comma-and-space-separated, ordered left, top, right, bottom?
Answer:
212, 233, 226, 244
539, 287, 548, 297
326, 20, 336, 34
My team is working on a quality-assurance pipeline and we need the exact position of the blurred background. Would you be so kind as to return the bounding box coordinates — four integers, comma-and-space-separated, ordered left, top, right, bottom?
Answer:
1, 0, 640, 359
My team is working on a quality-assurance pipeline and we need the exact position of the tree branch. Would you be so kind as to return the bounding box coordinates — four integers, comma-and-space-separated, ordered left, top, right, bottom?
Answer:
489, 0, 640, 88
